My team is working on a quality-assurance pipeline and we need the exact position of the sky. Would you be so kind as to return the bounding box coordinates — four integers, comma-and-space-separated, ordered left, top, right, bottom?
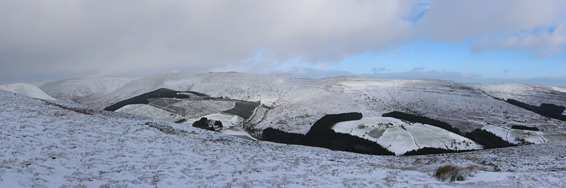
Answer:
0, 0, 565, 86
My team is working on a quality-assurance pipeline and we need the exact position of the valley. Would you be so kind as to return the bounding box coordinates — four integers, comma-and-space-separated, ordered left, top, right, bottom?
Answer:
5, 72, 564, 156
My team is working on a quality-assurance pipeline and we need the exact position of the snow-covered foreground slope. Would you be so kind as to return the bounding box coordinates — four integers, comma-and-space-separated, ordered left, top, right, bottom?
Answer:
2, 90, 566, 187
0, 83, 56, 100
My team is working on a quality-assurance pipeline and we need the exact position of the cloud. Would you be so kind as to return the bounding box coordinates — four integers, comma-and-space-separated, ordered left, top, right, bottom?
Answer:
272, 66, 566, 87
418, 0, 566, 55
271, 65, 566, 87
371, 67, 388, 73
210, 57, 353, 79
471, 75, 566, 87
271, 67, 353, 79
0, 0, 564, 82
471, 26, 566, 57
411, 67, 426, 72
362, 68, 480, 83
0, 0, 416, 81
364, 68, 566, 87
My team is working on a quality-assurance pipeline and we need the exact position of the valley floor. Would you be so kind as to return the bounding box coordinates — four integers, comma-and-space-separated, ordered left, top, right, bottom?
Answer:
0, 90, 565, 187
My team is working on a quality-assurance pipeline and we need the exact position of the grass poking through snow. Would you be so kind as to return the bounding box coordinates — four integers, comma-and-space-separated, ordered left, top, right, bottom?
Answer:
434, 164, 477, 182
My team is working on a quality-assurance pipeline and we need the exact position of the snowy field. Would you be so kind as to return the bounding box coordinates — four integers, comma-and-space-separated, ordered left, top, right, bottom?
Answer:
1, 90, 566, 187
333, 117, 481, 155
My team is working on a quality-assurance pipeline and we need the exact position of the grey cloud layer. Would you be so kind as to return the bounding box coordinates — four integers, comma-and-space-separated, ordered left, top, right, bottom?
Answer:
0, 0, 564, 82
0, 0, 414, 81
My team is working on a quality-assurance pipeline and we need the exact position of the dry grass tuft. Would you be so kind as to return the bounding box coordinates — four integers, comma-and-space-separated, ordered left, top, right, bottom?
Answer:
44, 101, 93, 115
434, 164, 477, 182
145, 122, 188, 135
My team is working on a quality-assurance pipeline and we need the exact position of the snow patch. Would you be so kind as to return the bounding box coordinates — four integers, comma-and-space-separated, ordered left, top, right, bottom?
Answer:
184, 113, 256, 140
333, 117, 480, 155
116, 104, 184, 122
482, 125, 565, 145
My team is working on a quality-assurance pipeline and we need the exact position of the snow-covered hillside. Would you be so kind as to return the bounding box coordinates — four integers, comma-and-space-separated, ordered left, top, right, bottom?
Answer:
35, 72, 566, 155
1, 90, 565, 187
41, 72, 566, 134
0, 83, 56, 100
39, 75, 135, 107
469, 83, 566, 107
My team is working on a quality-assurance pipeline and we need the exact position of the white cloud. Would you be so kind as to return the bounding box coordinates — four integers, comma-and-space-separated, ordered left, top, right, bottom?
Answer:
271, 67, 352, 79
418, 0, 566, 55
362, 68, 566, 86
471, 26, 566, 57
362, 68, 480, 82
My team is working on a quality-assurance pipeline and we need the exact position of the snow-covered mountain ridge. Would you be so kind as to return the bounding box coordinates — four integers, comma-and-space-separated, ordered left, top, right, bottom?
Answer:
31, 72, 566, 155
1, 89, 565, 187
38, 75, 135, 107
39, 72, 566, 130
0, 83, 56, 100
